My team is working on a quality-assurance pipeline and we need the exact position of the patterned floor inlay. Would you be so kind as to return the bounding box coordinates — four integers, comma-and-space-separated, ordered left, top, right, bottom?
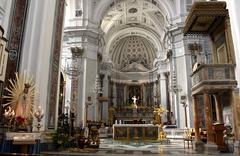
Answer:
41, 139, 238, 156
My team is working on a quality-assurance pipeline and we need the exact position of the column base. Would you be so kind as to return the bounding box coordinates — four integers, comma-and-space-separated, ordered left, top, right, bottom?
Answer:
205, 142, 218, 153
194, 140, 205, 152
234, 140, 240, 154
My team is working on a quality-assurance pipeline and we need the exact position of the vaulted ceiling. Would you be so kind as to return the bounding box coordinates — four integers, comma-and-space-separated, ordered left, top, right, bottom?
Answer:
101, 0, 166, 35
100, 0, 169, 73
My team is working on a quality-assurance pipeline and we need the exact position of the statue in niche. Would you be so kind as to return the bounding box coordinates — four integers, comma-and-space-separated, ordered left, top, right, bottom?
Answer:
129, 85, 141, 106
132, 96, 138, 108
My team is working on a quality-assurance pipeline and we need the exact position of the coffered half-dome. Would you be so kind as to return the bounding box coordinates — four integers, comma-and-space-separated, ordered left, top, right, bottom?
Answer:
110, 36, 156, 71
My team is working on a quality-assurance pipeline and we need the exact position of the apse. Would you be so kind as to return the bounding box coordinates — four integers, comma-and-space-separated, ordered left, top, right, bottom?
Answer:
110, 36, 156, 72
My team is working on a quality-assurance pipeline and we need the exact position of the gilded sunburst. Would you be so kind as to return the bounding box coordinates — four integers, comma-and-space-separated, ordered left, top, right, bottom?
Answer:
3, 71, 36, 118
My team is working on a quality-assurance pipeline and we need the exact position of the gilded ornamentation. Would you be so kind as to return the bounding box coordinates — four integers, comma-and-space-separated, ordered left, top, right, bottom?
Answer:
3, 71, 36, 131
153, 105, 167, 140
3, 72, 36, 119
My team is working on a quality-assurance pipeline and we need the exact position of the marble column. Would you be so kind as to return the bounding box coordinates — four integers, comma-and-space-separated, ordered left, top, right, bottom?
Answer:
232, 89, 240, 142
71, 77, 78, 118
124, 84, 127, 106
160, 73, 167, 122
153, 81, 157, 104
213, 94, 223, 123
62, 81, 66, 114
81, 58, 87, 127
171, 91, 179, 127
5, 0, 29, 81
113, 82, 117, 107
224, 17, 235, 64
204, 92, 214, 143
193, 96, 200, 141
102, 74, 109, 123
141, 84, 143, 106
0, 27, 8, 82
18, 0, 65, 130
143, 83, 146, 106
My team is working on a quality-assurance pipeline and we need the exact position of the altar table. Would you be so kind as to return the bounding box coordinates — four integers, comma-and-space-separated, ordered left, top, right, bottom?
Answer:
113, 124, 160, 140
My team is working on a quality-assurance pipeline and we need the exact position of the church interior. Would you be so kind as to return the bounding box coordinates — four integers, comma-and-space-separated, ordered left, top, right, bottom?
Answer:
0, 0, 240, 155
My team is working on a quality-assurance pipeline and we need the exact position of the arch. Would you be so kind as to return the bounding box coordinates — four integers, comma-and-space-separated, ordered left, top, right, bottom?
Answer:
93, 0, 112, 24
93, 0, 176, 26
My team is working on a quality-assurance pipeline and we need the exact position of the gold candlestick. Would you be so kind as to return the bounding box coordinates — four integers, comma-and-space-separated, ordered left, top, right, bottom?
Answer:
153, 105, 167, 141
34, 105, 44, 131
3, 106, 15, 131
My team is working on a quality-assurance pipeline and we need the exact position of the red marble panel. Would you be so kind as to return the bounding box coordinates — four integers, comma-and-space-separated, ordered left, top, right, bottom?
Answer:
47, 0, 65, 129
2, 0, 28, 102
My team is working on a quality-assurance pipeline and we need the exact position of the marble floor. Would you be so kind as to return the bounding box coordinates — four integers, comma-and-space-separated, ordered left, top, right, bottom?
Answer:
41, 139, 239, 156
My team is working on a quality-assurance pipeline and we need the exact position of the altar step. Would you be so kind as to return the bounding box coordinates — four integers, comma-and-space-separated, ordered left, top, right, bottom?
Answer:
99, 127, 112, 138
0, 153, 40, 156
99, 127, 185, 139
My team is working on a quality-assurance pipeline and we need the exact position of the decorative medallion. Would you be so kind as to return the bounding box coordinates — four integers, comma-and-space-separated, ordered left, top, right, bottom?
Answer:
9, 49, 18, 60
128, 8, 138, 14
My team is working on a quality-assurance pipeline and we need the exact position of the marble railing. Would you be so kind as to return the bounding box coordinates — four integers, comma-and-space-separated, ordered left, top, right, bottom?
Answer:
106, 125, 185, 139
164, 129, 185, 139
191, 64, 236, 87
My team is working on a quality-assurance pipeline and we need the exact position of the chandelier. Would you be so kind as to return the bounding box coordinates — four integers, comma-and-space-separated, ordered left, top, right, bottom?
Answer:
65, 46, 84, 78
94, 74, 102, 95
169, 71, 182, 93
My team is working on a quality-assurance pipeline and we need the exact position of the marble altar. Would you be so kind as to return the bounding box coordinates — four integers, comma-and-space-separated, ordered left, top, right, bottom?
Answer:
113, 124, 159, 140
1, 132, 41, 154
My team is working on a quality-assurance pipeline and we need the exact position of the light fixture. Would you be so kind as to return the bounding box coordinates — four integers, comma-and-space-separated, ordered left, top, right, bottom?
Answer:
3, 106, 15, 131
94, 74, 102, 95
34, 105, 44, 131
169, 71, 182, 93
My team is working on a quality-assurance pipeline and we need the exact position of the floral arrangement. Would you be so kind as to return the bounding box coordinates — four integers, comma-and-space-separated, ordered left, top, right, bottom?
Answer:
16, 116, 27, 126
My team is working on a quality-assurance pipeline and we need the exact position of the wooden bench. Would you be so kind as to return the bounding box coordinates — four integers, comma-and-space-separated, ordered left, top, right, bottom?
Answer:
184, 137, 193, 149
